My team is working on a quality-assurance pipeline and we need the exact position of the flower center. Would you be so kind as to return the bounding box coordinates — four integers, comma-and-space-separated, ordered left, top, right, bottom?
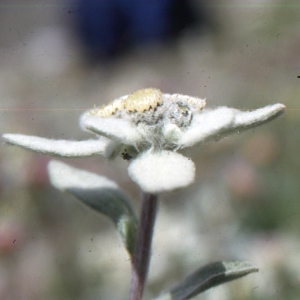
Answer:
90, 88, 206, 128
90, 88, 206, 152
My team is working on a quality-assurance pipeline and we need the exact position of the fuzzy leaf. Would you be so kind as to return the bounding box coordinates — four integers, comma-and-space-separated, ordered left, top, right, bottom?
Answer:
231, 103, 285, 131
179, 104, 285, 149
48, 160, 138, 256
155, 260, 258, 300
80, 112, 142, 146
179, 107, 235, 148
2, 134, 117, 158
128, 150, 195, 193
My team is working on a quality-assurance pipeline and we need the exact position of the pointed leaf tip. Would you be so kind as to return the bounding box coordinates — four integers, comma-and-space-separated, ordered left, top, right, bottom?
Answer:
155, 260, 258, 300
233, 103, 285, 129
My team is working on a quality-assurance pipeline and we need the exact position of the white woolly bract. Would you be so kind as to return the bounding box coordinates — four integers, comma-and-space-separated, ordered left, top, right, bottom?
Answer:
233, 103, 286, 128
178, 107, 235, 148
48, 160, 119, 191
2, 134, 116, 158
80, 113, 143, 146
128, 150, 195, 193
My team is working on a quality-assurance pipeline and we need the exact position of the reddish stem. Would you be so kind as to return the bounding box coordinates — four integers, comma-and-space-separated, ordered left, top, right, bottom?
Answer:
129, 192, 158, 300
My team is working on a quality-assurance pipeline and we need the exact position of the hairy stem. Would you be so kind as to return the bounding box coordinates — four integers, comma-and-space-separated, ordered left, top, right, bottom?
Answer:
129, 192, 158, 300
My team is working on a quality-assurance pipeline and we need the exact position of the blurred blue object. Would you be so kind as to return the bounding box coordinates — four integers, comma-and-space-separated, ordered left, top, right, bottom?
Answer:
71, 0, 202, 60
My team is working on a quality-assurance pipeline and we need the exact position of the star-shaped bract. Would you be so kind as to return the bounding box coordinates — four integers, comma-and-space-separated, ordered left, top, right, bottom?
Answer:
2, 88, 285, 193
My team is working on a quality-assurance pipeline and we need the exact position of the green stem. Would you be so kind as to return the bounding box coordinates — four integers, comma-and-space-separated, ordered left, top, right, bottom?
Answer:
129, 192, 158, 300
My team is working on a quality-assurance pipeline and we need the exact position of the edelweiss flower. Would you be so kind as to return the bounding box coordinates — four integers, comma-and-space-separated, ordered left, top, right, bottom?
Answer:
2, 88, 285, 193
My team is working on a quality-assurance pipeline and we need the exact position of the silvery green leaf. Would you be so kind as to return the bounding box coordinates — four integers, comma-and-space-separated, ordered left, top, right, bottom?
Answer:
155, 260, 258, 300
2, 134, 117, 158
80, 113, 142, 146
128, 150, 195, 193
48, 160, 138, 256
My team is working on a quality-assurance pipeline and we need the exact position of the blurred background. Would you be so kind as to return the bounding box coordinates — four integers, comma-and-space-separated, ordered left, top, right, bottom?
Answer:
0, 0, 299, 299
